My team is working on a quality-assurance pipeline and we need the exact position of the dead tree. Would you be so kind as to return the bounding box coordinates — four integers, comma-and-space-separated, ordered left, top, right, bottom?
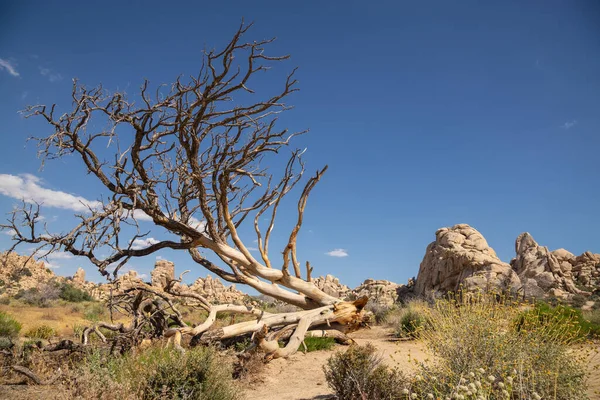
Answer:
1, 21, 370, 359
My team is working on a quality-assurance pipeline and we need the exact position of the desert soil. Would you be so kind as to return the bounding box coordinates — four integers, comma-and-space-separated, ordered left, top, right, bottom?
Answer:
1, 326, 598, 399
243, 326, 600, 400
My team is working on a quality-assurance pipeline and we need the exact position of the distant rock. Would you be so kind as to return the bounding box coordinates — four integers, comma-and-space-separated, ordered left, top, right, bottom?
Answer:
0, 251, 56, 296
352, 279, 405, 306
312, 275, 351, 298
414, 224, 521, 296
151, 260, 175, 290
510, 232, 581, 298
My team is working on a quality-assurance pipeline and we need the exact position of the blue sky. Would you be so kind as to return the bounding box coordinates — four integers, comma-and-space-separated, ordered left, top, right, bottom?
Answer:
0, 1, 599, 290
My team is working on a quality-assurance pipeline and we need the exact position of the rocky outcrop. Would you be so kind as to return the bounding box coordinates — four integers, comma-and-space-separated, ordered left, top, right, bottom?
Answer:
312, 275, 351, 298
0, 252, 56, 295
189, 275, 247, 304
151, 260, 175, 290
510, 233, 580, 298
571, 251, 600, 288
415, 224, 521, 296
73, 267, 86, 285
353, 279, 404, 306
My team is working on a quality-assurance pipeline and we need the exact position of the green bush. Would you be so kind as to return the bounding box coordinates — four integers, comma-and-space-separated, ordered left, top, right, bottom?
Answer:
24, 324, 56, 340
0, 311, 21, 338
396, 308, 429, 338
324, 344, 407, 400
516, 302, 600, 339
73, 346, 240, 400
84, 302, 107, 322
59, 283, 93, 302
301, 336, 335, 352
414, 292, 589, 399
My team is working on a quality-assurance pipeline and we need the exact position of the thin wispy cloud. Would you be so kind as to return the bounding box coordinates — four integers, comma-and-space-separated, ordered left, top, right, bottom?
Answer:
130, 237, 160, 250
0, 173, 152, 221
325, 248, 349, 258
2, 229, 17, 236
561, 120, 577, 130
47, 252, 74, 260
39, 66, 62, 82
0, 58, 19, 77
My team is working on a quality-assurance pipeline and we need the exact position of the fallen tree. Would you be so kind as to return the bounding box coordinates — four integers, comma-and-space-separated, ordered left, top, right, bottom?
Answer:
2, 21, 370, 359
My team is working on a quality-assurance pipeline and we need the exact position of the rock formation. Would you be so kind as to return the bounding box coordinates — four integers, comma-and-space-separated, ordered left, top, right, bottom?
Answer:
189, 275, 247, 304
151, 260, 175, 290
0, 252, 56, 295
414, 224, 521, 297
312, 275, 351, 298
73, 267, 86, 285
510, 233, 580, 298
353, 279, 404, 306
415, 224, 599, 301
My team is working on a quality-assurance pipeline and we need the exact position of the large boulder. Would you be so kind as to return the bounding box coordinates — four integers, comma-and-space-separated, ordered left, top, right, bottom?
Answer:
151, 260, 175, 289
510, 233, 581, 297
189, 275, 247, 304
415, 224, 521, 296
312, 275, 351, 298
352, 279, 404, 306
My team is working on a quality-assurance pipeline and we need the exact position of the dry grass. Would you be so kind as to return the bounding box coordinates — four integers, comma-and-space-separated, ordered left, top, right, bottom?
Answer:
0, 301, 129, 338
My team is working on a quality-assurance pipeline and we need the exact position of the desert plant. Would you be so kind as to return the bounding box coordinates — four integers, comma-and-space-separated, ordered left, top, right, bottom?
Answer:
59, 283, 93, 302
0, 296, 10, 305
72, 346, 240, 400
0, 311, 21, 338
24, 324, 56, 340
301, 336, 335, 352
412, 291, 589, 399
324, 343, 407, 400
516, 302, 600, 339
84, 302, 107, 322
14, 283, 60, 307
395, 301, 431, 338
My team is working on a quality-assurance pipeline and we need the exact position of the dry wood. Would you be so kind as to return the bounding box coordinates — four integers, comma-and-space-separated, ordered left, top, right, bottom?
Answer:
1, 21, 370, 358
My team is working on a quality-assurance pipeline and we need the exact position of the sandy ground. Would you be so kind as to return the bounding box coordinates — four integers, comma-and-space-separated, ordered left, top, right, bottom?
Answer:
243, 326, 429, 400
1, 326, 598, 399
243, 326, 600, 400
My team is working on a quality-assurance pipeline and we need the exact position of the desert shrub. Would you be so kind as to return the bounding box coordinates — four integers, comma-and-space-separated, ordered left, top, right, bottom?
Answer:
301, 336, 335, 352
0, 336, 14, 349
365, 302, 393, 324
0, 311, 21, 338
14, 283, 60, 307
0, 279, 5, 286
25, 324, 56, 340
324, 343, 407, 400
571, 294, 588, 308
72, 346, 239, 400
584, 308, 600, 327
395, 301, 431, 338
59, 283, 93, 302
411, 291, 589, 399
84, 302, 107, 321
0, 296, 10, 305
10, 267, 32, 281
516, 302, 600, 339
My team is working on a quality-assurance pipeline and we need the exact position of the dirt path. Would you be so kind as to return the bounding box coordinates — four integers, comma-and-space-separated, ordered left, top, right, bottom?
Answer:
243, 326, 600, 400
243, 326, 428, 400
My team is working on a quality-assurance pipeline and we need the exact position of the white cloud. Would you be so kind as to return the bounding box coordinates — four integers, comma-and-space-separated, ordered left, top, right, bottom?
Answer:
39, 66, 62, 82
156, 255, 164, 260
562, 120, 577, 130
0, 173, 102, 212
325, 248, 349, 258
246, 246, 259, 252
0, 58, 19, 77
0, 173, 152, 221
130, 237, 159, 250
2, 229, 17, 236
46, 251, 74, 260
43, 261, 60, 269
